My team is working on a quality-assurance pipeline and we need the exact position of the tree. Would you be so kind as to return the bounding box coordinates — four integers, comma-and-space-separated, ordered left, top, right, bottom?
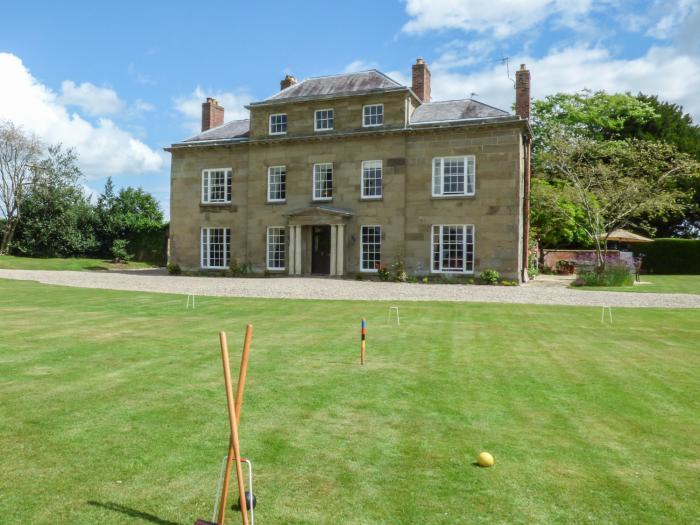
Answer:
96, 180, 164, 257
0, 121, 42, 253
530, 178, 590, 248
12, 145, 98, 257
537, 129, 699, 269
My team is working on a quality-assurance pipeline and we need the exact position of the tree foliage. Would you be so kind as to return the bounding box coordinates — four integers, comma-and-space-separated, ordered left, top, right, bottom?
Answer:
12, 145, 98, 257
0, 121, 42, 253
536, 128, 699, 268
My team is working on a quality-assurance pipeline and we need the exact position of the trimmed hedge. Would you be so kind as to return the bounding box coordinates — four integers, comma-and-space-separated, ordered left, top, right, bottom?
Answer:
632, 238, 700, 274
126, 224, 169, 266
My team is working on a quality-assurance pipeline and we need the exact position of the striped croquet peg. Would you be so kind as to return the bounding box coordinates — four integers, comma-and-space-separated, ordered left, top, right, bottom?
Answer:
360, 318, 366, 365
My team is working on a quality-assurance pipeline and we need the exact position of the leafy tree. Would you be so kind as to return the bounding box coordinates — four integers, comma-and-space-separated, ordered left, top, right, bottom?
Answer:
96, 180, 164, 256
537, 128, 699, 269
12, 145, 98, 257
530, 178, 590, 248
0, 121, 42, 253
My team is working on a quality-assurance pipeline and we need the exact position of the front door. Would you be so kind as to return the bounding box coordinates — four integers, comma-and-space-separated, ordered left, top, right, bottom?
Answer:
311, 225, 331, 275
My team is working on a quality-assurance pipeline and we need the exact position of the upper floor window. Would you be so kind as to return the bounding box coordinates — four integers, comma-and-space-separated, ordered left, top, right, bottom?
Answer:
201, 168, 232, 203
269, 113, 287, 135
432, 156, 475, 197
313, 163, 333, 201
267, 166, 286, 202
315, 109, 334, 131
363, 104, 384, 127
361, 160, 382, 199
431, 225, 474, 274
201, 227, 230, 269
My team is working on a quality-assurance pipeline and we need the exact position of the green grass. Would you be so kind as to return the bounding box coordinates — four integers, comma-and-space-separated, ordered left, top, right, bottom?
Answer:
574, 274, 700, 295
0, 254, 154, 271
1, 279, 698, 524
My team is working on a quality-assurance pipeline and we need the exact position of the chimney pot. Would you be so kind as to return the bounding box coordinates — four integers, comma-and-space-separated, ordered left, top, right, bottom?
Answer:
201, 97, 224, 132
412, 58, 431, 104
515, 64, 531, 121
280, 74, 298, 91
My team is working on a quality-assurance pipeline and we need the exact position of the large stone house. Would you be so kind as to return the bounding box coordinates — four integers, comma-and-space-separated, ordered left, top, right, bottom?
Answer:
167, 59, 532, 281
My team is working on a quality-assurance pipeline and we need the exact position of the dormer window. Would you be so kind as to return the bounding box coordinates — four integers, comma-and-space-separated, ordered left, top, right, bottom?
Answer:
363, 104, 383, 127
269, 113, 287, 135
314, 109, 334, 131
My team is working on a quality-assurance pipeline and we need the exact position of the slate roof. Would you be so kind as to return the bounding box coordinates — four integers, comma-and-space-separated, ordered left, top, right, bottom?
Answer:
410, 99, 509, 124
256, 70, 404, 104
183, 119, 250, 142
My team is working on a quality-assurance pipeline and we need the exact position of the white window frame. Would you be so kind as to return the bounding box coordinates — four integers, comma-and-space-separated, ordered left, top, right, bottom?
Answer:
267, 166, 286, 203
432, 156, 476, 197
362, 104, 384, 127
266, 226, 286, 271
314, 108, 334, 131
269, 113, 288, 135
361, 160, 383, 199
360, 225, 381, 273
201, 168, 232, 204
312, 163, 333, 201
430, 224, 475, 274
201, 227, 231, 269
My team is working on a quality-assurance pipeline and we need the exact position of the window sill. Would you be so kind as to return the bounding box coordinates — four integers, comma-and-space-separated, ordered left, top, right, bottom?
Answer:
312, 198, 333, 202
430, 195, 475, 200
360, 196, 383, 202
362, 124, 383, 128
266, 268, 287, 272
200, 201, 232, 206
430, 270, 475, 275
360, 269, 379, 273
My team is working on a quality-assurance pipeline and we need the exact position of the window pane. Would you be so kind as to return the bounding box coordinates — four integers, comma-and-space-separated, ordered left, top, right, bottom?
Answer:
202, 227, 230, 268
268, 166, 286, 201
361, 226, 381, 271
313, 163, 333, 199
361, 160, 382, 198
267, 227, 286, 269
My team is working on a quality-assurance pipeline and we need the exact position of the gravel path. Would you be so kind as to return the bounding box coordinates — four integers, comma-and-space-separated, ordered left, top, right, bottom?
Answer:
1, 269, 699, 308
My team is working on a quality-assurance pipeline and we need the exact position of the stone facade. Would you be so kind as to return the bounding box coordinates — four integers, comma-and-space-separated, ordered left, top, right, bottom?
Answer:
168, 68, 530, 281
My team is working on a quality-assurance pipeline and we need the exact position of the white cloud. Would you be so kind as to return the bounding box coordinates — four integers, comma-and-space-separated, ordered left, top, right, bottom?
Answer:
173, 87, 252, 134
343, 59, 379, 73
59, 80, 123, 116
402, 0, 599, 38
428, 45, 700, 121
0, 53, 163, 179
646, 0, 699, 39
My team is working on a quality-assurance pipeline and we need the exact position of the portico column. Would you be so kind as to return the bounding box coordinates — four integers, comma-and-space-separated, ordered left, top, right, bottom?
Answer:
294, 225, 302, 275
336, 223, 345, 276
288, 226, 295, 275
330, 225, 337, 276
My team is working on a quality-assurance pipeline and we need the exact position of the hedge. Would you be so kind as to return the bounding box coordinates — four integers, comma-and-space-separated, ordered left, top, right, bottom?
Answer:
632, 238, 700, 274
126, 224, 169, 266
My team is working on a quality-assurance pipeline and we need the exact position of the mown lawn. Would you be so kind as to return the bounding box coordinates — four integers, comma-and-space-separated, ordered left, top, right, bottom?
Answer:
576, 275, 700, 295
1, 279, 698, 524
0, 254, 154, 271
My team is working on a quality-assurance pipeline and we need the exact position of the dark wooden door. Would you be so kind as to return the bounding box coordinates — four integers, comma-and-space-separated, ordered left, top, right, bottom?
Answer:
311, 225, 331, 274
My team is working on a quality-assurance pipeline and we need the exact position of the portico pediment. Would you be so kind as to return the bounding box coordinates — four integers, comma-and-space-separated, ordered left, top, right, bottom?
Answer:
286, 205, 353, 225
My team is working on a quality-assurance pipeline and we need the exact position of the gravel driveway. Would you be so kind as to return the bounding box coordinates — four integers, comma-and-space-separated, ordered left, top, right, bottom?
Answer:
1, 269, 699, 308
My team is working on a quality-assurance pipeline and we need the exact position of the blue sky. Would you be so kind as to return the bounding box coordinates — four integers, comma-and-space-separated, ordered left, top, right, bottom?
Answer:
1, 0, 699, 219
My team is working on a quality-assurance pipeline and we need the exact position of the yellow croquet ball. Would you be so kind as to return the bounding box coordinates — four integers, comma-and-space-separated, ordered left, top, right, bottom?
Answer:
477, 452, 494, 467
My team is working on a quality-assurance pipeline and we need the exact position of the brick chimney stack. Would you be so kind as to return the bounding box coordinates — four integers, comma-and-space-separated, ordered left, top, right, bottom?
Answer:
201, 98, 224, 132
515, 64, 531, 120
411, 58, 431, 103
280, 74, 298, 91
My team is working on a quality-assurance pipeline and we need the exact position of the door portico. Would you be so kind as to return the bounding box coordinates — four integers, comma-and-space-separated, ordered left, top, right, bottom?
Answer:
286, 205, 352, 276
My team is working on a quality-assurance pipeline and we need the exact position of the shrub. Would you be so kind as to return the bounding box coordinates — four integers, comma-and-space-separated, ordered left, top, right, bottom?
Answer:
528, 266, 540, 279
576, 263, 634, 287
229, 259, 252, 277
422, 276, 429, 284
632, 239, 700, 275
355, 273, 364, 281
167, 262, 181, 275
407, 275, 418, 283
468, 278, 475, 285
392, 259, 407, 282
377, 266, 390, 282
479, 269, 500, 285
111, 239, 133, 262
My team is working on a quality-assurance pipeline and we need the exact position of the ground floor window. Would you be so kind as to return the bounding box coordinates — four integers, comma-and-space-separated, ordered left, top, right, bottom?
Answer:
201, 227, 230, 269
431, 225, 474, 273
266, 226, 286, 270
360, 225, 381, 272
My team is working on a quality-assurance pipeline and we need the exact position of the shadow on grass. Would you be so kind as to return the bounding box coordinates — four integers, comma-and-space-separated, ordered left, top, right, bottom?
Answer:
85, 266, 109, 271
87, 500, 182, 525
